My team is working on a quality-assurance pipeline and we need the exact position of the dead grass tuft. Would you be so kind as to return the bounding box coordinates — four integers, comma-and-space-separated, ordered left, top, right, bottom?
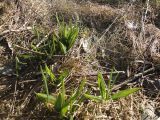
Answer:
78, 92, 144, 120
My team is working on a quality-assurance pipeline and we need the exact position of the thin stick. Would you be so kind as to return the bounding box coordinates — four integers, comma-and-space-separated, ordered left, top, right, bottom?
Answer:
14, 44, 45, 55
112, 67, 155, 91
0, 27, 32, 37
72, 71, 125, 77
14, 44, 67, 57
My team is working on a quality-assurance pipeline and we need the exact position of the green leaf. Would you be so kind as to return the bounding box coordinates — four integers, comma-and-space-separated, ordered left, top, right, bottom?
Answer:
71, 93, 86, 114
68, 26, 78, 49
44, 64, 55, 82
53, 30, 60, 40
48, 38, 56, 56
61, 79, 85, 115
57, 70, 69, 83
61, 78, 66, 103
111, 70, 119, 89
111, 88, 141, 100
55, 79, 66, 112
32, 26, 40, 40
97, 72, 107, 100
36, 93, 56, 104
65, 79, 85, 106
31, 42, 38, 51
16, 56, 27, 65
84, 94, 102, 102
108, 69, 113, 90
58, 41, 67, 54
63, 25, 68, 39
55, 93, 64, 112
19, 54, 33, 60
61, 105, 68, 117
40, 66, 49, 97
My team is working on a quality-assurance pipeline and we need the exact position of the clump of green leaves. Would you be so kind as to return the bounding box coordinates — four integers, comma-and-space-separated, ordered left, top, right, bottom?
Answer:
84, 71, 141, 102
15, 18, 79, 75
36, 64, 85, 119
40, 64, 69, 85
54, 16, 79, 54
31, 17, 79, 57
36, 66, 140, 119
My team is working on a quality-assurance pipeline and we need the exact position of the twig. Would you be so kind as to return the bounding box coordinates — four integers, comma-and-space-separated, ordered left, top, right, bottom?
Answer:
141, 0, 150, 37
20, 83, 41, 110
14, 44, 45, 55
99, 16, 120, 41
69, 71, 125, 78
14, 44, 67, 57
0, 27, 32, 37
18, 79, 38, 84
112, 67, 155, 90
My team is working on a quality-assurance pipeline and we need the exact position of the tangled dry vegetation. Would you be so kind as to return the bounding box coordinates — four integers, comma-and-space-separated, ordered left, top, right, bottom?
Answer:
0, 0, 160, 120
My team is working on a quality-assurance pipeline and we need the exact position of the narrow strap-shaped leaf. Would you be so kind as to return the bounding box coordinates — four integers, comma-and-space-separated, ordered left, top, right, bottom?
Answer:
61, 77, 66, 103
84, 94, 102, 102
36, 93, 56, 104
60, 80, 85, 117
55, 79, 66, 115
58, 70, 69, 83
60, 105, 68, 117
111, 88, 141, 100
63, 79, 85, 109
68, 26, 79, 49
58, 41, 67, 54
44, 64, 55, 82
40, 66, 49, 98
109, 69, 113, 90
97, 72, 107, 100
53, 30, 60, 40
55, 93, 64, 112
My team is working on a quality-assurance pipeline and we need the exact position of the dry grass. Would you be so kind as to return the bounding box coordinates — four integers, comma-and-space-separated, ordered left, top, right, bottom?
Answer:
78, 93, 143, 120
0, 0, 160, 120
